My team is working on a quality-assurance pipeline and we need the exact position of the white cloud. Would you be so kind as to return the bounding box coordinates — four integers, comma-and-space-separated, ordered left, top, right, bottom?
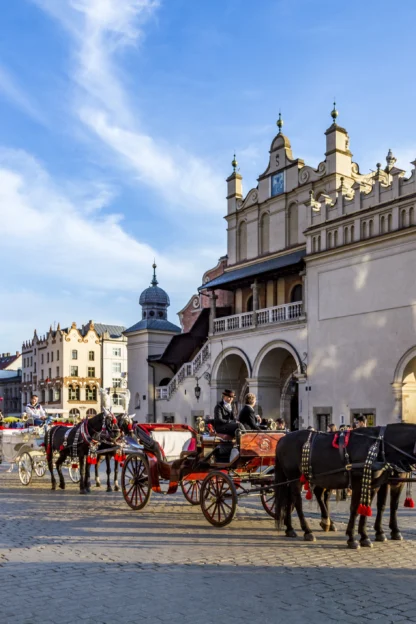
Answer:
0, 63, 45, 124
31, 0, 224, 213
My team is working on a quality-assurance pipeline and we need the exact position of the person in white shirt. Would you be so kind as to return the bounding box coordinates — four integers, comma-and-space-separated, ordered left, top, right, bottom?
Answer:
25, 395, 46, 425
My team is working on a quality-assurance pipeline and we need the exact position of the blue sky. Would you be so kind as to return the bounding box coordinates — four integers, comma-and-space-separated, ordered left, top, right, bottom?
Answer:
1, 0, 416, 352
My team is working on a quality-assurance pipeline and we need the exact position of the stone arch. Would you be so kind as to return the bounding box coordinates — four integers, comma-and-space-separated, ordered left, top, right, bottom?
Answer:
211, 347, 252, 414
393, 346, 416, 423
212, 347, 252, 381
252, 340, 302, 378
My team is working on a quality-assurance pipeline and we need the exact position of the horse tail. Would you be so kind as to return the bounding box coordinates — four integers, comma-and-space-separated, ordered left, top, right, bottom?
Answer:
274, 450, 290, 531
45, 427, 53, 461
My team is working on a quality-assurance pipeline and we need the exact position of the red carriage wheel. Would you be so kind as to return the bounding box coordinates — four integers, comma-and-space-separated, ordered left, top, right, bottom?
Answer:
121, 454, 152, 511
200, 471, 237, 527
181, 479, 202, 505
260, 485, 276, 519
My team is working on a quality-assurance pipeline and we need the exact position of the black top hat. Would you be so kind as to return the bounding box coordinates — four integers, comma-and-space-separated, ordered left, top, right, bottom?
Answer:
222, 389, 235, 399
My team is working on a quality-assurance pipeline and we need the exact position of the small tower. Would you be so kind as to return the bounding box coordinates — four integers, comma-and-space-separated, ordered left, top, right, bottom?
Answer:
324, 102, 353, 179
139, 263, 171, 321
226, 153, 243, 215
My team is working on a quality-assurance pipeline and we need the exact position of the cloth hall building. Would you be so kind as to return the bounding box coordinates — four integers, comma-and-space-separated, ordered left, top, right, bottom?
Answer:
126, 107, 416, 430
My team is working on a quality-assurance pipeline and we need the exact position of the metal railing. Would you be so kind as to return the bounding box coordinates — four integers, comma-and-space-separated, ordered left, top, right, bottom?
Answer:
155, 342, 210, 401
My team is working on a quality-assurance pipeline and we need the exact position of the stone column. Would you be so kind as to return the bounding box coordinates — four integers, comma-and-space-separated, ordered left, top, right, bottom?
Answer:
251, 279, 258, 326
209, 292, 218, 334
391, 382, 403, 423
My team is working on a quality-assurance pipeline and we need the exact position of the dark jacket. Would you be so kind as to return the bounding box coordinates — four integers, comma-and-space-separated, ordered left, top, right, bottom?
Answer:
238, 405, 261, 431
214, 401, 235, 428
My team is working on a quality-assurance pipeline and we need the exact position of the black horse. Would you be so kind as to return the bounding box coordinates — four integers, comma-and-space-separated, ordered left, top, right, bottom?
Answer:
94, 413, 134, 492
45, 411, 120, 494
274, 424, 415, 549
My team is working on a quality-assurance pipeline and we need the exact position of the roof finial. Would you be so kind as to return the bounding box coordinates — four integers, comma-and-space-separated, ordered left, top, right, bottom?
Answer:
231, 153, 238, 173
277, 111, 283, 134
331, 100, 338, 124
151, 260, 158, 287
386, 148, 397, 172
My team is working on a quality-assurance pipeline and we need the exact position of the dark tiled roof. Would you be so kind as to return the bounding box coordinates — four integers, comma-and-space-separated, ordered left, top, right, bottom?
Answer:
91, 323, 126, 338
0, 354, 19, 370
124, 319, 181, 334
139, 285, 170, 306
199, 249, 306, 290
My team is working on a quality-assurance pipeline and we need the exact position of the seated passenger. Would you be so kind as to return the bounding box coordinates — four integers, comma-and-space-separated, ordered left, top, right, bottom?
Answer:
238, 393, 261, 431
214, 389, 245, 437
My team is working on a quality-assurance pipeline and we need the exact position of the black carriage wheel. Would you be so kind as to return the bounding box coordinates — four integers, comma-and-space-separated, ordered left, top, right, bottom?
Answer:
260, 485, 276, 519
181, 479, 202, 505
121, 454, 152, 511
200, 471, 237, 527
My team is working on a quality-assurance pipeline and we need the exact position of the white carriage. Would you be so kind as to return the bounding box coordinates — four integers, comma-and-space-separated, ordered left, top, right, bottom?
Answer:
0, 409, 80, 485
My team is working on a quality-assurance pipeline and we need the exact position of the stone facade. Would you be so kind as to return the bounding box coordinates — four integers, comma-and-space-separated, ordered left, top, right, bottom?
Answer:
128, 107, 416, 429
21, 321, 128, 417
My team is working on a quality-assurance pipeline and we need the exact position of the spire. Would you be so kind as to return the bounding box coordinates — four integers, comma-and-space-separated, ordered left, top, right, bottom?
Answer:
331, 100, 338, 124
386, 148, 397, 172
277, 111, 283, 134
151, 261, 158, 287
231, 153, 238, 173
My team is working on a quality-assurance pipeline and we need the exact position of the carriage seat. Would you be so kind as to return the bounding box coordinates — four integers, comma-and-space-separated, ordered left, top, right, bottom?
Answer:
151, 430, 193, 462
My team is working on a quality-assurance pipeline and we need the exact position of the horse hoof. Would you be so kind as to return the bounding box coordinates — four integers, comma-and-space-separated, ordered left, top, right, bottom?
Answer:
320, 521, 330, 532
360, 538, 373, 548
51, 484, 56, 491
285, 530, 298, 538
80, 490, 87, 495
96, 482, 101, 488
59, 483, 65, 490
347, 540, 360, 550
114, 485, 120, 492
391, 532, 403, 541
329, 523, 337, 532
304, 533, 316, 542
106, 486, 113, 492
375, 533, 387, 543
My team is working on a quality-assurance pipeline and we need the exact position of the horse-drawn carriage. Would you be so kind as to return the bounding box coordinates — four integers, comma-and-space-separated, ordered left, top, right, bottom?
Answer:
121, 422, 285, 526
0, 409, 80, 485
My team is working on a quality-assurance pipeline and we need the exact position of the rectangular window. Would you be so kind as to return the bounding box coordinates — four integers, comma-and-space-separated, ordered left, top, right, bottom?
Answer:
54, 389, 61, 402
112, 362, 122, 374
112, 347, 122, 357
68, 386, 80, 401
51, 352, 54, 362
48, 368, 52, 379
41, 369, 44, 380
72, 350, 78, 360
86, 387, 97, 401
30, 357, 33, 366
70, 366, 78, 377
89, 351, 95, 361
41, 354, 44, 364
57, 351, 59, 361
30, 372, 32, 382
47, 353, 49, 363
34, 363, 36, 373
112, 378, 122, 388
23, 373, 26, 382
56, 366, 60, 377
48, 389, 53, 403
163, 413, 175, 424
87, 367, 95, 378
112, 393, 123, 406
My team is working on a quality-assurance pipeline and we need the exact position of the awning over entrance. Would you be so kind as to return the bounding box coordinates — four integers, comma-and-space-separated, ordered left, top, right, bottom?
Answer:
199, 249, 306, 291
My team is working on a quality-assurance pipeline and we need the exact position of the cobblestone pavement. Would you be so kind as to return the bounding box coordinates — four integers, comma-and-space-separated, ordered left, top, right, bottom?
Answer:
0, 466, 416, 624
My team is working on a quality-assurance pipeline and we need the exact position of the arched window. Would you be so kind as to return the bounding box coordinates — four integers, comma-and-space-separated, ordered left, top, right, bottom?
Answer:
400, 209, 407, 229
288, 203, 298, 246
69, 408, 80, 417
312, 237, 316, 253
317, 235, 321, 252
237, 221, 247, 262
159, 377, 172, 387
369, 220, 374, 237
290, 284, 303, 303
410, 207, 415, 226
362, 221, 367, 239
380, 215, 385, 234
334, 230, 338, 247
387, 213, 392, 232
344, 226, 349, 245
327, 231, 332, 249
259, 212, 270, 254
351, 224, 355, 241
86, 408, 97, 417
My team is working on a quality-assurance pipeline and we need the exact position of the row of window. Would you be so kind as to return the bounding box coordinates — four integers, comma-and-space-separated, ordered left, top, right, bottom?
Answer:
24, 347, 123, 369
71, 347, 122, 360
237, 205, 299, 262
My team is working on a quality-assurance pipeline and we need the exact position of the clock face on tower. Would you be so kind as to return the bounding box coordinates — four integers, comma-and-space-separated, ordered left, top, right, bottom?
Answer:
271, 172, 284, 197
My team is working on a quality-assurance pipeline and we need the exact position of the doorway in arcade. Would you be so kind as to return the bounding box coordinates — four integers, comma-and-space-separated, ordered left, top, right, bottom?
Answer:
256, 346, 299, 429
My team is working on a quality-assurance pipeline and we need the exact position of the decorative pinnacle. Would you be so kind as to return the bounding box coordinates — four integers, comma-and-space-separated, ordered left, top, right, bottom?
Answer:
331, 100, 338, 124
277, 111, 283, 133
231, 153, 238, 173
151, 261, 158, 287
376, 162, 381, 172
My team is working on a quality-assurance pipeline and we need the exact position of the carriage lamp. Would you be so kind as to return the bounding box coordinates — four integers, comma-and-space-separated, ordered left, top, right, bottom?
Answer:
194, 379, 201, 402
